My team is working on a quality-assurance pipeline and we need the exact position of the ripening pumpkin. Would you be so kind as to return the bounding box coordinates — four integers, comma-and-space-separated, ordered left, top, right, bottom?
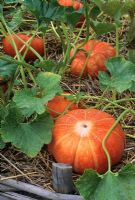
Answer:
58, 0, 83, 10
47, 93, 78, 118
70, 40, 116, 78
57, 0, 85, 28
3, 33, 44, 61
48, 109, 125, 174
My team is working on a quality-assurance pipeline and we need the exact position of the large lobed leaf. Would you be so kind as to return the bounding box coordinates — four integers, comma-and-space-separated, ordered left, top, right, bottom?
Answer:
93, 0, 135, 22
13, 72, 62, 117
8, 9, 23, 31
76, 164, 135, 200
1, 105, 53, 157
90, 21, 116, 36
99, 57, 135, 93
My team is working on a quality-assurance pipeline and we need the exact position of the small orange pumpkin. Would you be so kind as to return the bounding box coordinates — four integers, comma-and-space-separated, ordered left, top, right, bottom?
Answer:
70, 40, 116, 78
48, 109, 125, 174
47, 93, 78, 118
58, 0, 83, 10
3, 33, 44, 61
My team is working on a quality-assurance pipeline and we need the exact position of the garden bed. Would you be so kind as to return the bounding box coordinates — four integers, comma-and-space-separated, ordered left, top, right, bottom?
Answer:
0, 1, 135, 200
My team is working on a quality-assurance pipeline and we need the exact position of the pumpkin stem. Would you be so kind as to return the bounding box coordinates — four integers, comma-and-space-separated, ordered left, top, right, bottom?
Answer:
102, 109, 130, 172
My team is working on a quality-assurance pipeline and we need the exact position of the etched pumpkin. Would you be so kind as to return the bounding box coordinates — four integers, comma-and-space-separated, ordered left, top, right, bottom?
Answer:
70, 40, 116, 78
48, 109, 125, 174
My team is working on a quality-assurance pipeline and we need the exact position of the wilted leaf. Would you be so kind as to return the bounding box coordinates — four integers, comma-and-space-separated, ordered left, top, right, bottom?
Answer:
99, 57, 135, 93
76, 164, 135, 200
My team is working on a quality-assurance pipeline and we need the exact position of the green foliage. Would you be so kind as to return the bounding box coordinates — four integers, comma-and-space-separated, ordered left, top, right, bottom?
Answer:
128, 49, 135, 63
0, 56, 18, 79
90, 21, 116, 36
99, 57, 135, 93
13, 72, 62, 117
34, 60, 64, 73
76, 164, 135, 200
122, 0, 135, 14
0, 135, 5, 149
90, 6, 101, 20
4, 0, 22, 3
23, 0, 83, 27
93, 0, 121, 22
8, 9, 23, 30
1, 105, 53, 157
127, 17, 135, 42
0, 0, 134, 193
93, 0, 135, 23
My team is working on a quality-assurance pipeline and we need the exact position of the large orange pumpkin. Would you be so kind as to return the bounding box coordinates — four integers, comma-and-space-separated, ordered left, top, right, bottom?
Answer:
70, 40, 116, 78
47, 93, 78, 118
48, 109, 125, 174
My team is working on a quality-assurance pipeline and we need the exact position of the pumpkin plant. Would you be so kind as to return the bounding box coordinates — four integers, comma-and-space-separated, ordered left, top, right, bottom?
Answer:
0, 1, 135, 200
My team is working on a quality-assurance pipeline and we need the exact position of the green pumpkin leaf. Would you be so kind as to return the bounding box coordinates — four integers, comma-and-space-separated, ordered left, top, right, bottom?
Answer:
93, 0, 122, 22
76, 170, 101, 200
121, 0, 135, 14
130, 82, 135, 91
0, 105, 8, 122
0, 56, 18, 79
34, 60, 62, 73
0, 3, 3, 18
13, 72, 62, 117
4, 0, 22, 3
90, 21, 116, 35
36, 72, 62, 97
99, 57, 135, 93
0, 135, 5, 149
128, 49, 135, 63
76, 164, 135, 200
1, 106, 53, 157
127, 17, 135, 43
23, 0, 83, 27
13, 88, 46, 117
90, 6, 101, 20
8, 9, 23, 30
